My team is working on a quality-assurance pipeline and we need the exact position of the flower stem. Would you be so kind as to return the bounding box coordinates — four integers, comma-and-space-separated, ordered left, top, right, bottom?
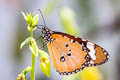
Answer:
31, 54, 35, 80
30, 30, 35, 80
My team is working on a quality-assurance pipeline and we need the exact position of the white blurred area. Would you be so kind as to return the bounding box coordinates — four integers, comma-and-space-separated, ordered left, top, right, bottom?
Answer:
0, 0, 23, 80
0, 0, 120, 80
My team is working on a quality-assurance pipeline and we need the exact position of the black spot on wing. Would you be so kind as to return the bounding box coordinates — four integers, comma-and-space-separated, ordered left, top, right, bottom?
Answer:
65, 44, 69, 47
60, 56, 65, 62
67, 53, 71, 56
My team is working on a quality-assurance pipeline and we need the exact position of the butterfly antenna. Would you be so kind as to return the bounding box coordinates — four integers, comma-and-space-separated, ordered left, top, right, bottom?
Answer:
38, 9, 46, 27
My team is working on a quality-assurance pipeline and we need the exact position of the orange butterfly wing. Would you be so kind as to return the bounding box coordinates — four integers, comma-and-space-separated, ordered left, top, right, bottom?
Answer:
47, 32, 109, 75
47, 33, 87, 75
93, 45, 109, 65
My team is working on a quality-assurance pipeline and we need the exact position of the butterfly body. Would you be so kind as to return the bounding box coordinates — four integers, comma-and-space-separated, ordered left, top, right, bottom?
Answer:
41, 27, 109, 75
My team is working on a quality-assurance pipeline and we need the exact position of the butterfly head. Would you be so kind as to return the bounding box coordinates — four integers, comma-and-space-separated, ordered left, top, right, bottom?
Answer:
41, 27, 54, 43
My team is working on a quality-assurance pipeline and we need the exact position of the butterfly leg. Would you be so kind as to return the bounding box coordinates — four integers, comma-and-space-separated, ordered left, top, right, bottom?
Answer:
39, 42, 46, 50
36, 36, 42, 41
35, 36, 46, 49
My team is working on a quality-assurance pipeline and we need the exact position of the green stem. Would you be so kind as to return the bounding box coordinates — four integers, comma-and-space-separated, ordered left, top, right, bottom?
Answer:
31, 54, 35, 80
30, 30, 33, 37
30, 30, 35, 80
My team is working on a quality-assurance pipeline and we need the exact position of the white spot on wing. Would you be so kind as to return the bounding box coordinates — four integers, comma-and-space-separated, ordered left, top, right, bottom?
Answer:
90, 60, 94, 64
107, 55, 110, 59
104, 52, 107, 55
82, 39, 86, 41
87, 42, 96, 60
70, 39, 73, 43
75, 41, 79, 44
75, 36, 78, 38
63, 36, 67, 38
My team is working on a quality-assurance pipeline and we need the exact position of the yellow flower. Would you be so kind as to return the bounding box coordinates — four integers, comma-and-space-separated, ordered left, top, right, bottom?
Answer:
17, 74, 26, 80
39, 50, 50, 78
80, 67, 103, 80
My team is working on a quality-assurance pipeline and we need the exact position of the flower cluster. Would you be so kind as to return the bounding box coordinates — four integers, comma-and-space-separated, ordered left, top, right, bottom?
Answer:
17, 12, 50, 80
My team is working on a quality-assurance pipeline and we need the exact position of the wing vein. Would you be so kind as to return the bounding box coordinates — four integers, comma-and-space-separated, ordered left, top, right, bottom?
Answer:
51, 44, 60, 70
53, 42, 74, 72
54, 39, 86, 69
53, 42, 68, 71
55, 39, 83, 56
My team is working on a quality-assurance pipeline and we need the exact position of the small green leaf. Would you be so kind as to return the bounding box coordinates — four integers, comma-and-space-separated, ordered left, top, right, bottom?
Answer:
22, 66, 31, 75
33, 13, 39, 25
21, 11, 27, 20
20, 37, 33, 49
29, 38, 38, 57
39, 50, 50, 78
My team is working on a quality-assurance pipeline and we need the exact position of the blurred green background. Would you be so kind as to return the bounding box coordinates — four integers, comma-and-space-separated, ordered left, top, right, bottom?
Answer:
0, 0, 120, 80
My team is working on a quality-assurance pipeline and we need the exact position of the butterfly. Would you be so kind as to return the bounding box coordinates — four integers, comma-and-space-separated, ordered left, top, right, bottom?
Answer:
37, 9, 109, 75
39, 26, 109, 75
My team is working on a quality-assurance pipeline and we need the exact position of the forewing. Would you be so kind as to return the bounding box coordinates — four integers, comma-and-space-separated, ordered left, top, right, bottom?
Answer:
47, 32, 109, 75
47, 33, 87, 75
